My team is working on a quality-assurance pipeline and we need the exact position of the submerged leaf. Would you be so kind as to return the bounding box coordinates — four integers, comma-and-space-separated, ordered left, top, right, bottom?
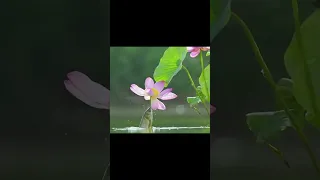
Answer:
139, 107, 153, 129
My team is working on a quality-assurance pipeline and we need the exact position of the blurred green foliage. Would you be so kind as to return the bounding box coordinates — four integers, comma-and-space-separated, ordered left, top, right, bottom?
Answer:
110, 47, 210, 106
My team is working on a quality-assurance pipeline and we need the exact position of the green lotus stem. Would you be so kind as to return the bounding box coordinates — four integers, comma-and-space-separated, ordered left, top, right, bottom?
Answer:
101, 162, 110, 180
265, 142, 290, 168
182, 65, 209, 115
200, 52, 210, 104
182, 65, 197, 91
231, 12, 276, 89
150, 99, 153, 127
291, 0, 319, 123
231, 11, 320, 176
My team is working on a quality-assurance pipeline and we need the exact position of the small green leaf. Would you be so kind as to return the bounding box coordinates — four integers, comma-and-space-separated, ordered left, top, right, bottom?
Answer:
276, 78, 297, 109
246, 111, 292, 141
277, 78, 293, 91
187, 97, 202, 115
199, 65, 210, 102
210, 0, 232, 42
153, 47, 187, 87
206, 51, 210, 56
284, 9, 320, 129
275, 78, 305, 129
187, 96, 202, 106
196, 86, 207, 105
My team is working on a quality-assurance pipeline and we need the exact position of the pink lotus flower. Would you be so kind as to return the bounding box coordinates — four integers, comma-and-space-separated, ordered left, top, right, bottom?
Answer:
130, 77, 177, 110
187, 47, 210, 58
64, 71, 109, 109
210, 104, 216, 114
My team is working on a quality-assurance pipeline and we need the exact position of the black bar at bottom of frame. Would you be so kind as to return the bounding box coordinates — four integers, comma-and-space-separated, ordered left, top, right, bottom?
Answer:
110, 134, 210, 180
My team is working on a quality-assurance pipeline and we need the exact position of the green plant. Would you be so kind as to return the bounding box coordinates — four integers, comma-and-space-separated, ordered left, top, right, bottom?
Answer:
211, 0, 320, 176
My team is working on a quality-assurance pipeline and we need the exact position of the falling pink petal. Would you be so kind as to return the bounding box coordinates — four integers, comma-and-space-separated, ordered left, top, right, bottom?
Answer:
154, 81, 165, 92
210, 105, 216, 114
159, 92, 177, 100
130, 84, 146, 96
145, 77, 154, 89
64, 80, 102, 108
159, 88, 172, 97
65, 71, 109, 109
151, 99, 166, 110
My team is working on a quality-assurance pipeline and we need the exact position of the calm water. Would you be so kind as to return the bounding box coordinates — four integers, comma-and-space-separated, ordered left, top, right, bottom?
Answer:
110, 107, 210, 133
111, 126, 210, 133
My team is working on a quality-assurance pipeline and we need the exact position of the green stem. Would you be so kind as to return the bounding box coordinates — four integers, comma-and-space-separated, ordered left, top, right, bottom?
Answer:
182, 65, 210, 115
231, 12, 276, 89
182, 65, 197, 91
200, 52, 210, 105
101, 162, 110, 180
232, 11, 320, 176
265, 142, 291, 169
291, 0, 319, 121
150, 100, 153, 128
297, 127, 320, 175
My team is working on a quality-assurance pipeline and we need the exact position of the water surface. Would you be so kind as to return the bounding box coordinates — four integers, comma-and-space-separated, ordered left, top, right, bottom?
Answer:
110, 107, 210, 133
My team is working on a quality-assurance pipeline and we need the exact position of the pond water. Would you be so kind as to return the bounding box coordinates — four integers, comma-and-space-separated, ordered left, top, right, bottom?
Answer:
110, 107, 210, 134
111, 126, 210, 133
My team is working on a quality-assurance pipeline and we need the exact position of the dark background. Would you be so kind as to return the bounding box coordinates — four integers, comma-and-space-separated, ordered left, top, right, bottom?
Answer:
0, 1, 109, 179
211, 0, 320, 179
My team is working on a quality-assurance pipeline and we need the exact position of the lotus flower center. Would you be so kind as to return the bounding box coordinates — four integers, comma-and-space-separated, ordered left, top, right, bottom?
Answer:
151, 88, 160, 99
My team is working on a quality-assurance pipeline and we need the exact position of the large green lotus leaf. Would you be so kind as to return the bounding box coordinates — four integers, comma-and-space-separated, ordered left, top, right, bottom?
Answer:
199, 65, 210, 102
284, 9, 320, 128
210, 0, 232, 42
153, 47, 187, 87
